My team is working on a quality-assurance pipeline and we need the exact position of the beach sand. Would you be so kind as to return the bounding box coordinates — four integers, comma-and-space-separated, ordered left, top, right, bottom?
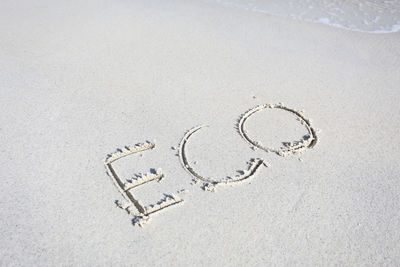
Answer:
1, 0, 399, 265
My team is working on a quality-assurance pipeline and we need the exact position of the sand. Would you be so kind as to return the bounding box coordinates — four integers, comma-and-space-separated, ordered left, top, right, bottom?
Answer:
1, 0, 400, 265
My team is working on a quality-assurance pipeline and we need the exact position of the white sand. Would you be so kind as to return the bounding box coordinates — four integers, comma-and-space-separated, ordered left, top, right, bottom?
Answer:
1, 0, 400, 265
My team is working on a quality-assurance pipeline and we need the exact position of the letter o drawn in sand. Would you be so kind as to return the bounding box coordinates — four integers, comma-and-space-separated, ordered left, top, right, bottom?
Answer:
179, 125, 267, 191
238, 103, 318, 157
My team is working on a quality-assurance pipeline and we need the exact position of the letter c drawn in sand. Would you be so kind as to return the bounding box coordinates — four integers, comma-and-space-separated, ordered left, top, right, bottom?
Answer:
179, 125, 268, 191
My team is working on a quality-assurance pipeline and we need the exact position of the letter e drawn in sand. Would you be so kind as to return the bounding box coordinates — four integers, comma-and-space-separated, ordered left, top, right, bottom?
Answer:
104, 142, 183, 227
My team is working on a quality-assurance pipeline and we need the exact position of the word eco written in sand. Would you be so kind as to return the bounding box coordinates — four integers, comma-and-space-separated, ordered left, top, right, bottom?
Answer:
103, 103, 319, 226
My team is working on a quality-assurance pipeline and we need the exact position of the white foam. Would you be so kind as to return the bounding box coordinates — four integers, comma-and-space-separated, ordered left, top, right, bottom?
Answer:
204, 0, 400, 33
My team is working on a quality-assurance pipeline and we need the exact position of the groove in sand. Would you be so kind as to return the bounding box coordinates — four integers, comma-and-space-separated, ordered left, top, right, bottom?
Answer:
104, 142, 183, 226
238, 103, 318, 157
179, 125, 268, 191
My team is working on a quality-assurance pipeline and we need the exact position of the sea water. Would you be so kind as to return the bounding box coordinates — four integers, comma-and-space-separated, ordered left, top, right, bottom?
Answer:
204, 0, 400, 33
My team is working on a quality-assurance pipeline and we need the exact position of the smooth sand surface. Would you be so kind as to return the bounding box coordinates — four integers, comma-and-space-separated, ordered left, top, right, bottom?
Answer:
1, 0, 400, 265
